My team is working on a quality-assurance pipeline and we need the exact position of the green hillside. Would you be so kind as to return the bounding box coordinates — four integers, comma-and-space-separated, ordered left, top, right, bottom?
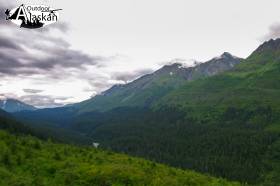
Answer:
146, 38, 280, 185
156, 39, 280, 111
0, 129, 241, 186
62, 39, 280, 185
76, 53, 240, 113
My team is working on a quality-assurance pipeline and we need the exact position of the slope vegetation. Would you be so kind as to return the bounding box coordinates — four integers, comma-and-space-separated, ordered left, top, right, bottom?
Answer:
0, 129, 241, 186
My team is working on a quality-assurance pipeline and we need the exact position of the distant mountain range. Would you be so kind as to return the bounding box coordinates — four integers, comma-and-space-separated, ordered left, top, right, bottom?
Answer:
75, 52, 241, 113
0, 98, 36, 113
14, 51, 241, 128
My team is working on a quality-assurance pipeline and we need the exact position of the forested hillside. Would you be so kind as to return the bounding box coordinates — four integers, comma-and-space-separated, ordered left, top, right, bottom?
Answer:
70, 107, 279, 185
0, 129, 241, 186
67, 39, 280, 185
1, 108, 91, 145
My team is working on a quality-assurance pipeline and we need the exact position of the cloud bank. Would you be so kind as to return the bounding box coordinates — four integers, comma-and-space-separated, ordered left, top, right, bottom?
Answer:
0, 0, 153, 107
262, 23, 280, 41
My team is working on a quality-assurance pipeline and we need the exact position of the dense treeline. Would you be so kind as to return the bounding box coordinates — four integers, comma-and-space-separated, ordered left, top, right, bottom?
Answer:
70, 106, 280, 185
1, 109, 92, 147
0, 129, 241, 186
0, 110, 36, 136
14, 105, 280, 184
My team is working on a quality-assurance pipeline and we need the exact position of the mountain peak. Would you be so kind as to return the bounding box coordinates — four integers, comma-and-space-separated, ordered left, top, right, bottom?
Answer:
162, 63, 182, 68
254, 38, 280, 53
155, 63, 183, 74
0, 98, 36, 113
75, 52, 241, 112
213, 52, 238, 61
221, 52, 233, 58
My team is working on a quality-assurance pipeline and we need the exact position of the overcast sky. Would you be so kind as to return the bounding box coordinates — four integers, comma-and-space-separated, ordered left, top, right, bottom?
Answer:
1, 0, 280, 107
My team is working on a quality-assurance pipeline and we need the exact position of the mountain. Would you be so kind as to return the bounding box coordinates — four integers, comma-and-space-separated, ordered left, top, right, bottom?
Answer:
56, 39, 280, 185
254, 38, 280, 53
14, 52, 241, 128
155, 38, 280, 109
0, 98, 36, 113
75, 52, 241, 113
82, 39, 280, 184
14, 40, 280, 185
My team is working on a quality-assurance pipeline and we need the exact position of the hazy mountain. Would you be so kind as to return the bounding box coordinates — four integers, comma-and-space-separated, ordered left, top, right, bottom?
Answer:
0, 98, 36, 113
76, 52, 241, 113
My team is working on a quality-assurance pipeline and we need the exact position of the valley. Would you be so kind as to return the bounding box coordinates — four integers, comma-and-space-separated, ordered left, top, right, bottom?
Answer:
3, 39, 280, 185
2, 1, 280, 185
0, 111, 240, 186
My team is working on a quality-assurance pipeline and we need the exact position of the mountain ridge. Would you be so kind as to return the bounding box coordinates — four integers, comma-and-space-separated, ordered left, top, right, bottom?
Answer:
0, 98, 36, 113
254, 38, 280, 54
75, 52, 241, 113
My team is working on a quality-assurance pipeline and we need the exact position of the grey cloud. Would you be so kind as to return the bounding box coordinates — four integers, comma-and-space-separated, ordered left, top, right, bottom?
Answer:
0, 93, 17, 99
0, 0, 140, 107
0, 51, 26, 75
0, 93, 68, 107
0, 31, 104, 77
42, 22, 70, 33
20, 95, 72, 108
0, 0, 106, 78
84, 68, 153, 95
0, 37, 22, 50
113, 68, 153, 83
31, 48, 101, 70
262, 23, 280, 41
88, 77, 112, 90
88, 82, 108, 91
23, 89, 44, 94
